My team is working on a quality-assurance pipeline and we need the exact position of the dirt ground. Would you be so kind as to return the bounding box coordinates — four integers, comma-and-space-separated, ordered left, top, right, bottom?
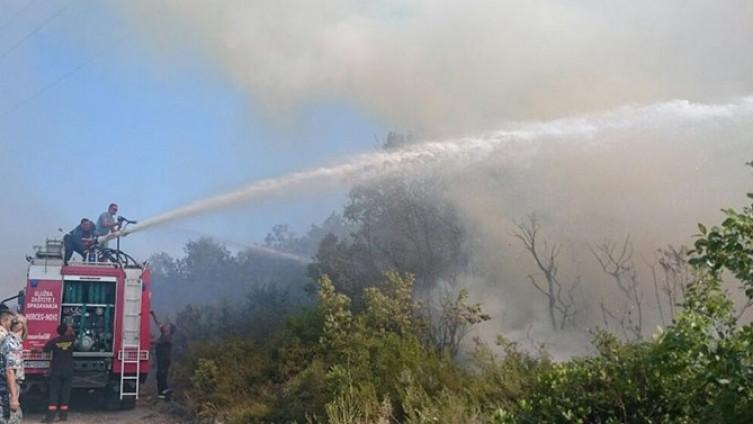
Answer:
22, 377, 184, 424
23, 395, 182, 424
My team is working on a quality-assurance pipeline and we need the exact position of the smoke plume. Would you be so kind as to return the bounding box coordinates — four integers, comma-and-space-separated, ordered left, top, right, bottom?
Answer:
122, 1, 753, 135
117, 1, 753, 354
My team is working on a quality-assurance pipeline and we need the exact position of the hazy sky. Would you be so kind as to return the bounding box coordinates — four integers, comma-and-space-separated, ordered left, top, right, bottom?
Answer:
0, 1, 384, 291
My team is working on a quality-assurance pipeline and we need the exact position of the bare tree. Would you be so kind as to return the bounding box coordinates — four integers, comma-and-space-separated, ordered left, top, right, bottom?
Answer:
512, 214, 580, 331
425, 288, 491, 358
591, 237, 644, 340
645, 245, 692, 326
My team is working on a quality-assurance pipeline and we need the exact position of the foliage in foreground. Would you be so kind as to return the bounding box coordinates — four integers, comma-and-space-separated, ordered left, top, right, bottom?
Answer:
499, 276, 753, 423
172, 176, 753, 423
176, 277, 753, 423
174, 272, 524, 423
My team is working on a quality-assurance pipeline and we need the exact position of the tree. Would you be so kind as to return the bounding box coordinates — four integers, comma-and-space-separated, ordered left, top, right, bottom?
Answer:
690, 187, 753, 293
150, 236, 309, 313
343, 172, 467, 293
646, 245, 691, 326
264, 224, 304, 254
591, 237, 644, 341
425, 288, 491, 358
512, 214, 580, 331
308, 168, 468, 303
181, 237, 237, 285
307, 233, 383, 305
264, 213, 353, 257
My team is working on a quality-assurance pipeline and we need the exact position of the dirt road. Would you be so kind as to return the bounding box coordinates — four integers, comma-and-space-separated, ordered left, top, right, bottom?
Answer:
23, 396, 183, 424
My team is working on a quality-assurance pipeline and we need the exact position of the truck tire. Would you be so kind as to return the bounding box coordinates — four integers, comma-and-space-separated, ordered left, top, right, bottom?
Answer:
102, 384, 137, 411
103, 391, 137, 410
102, 390, 120, 411
103, 389, 121, 411
120, 396, 136, 410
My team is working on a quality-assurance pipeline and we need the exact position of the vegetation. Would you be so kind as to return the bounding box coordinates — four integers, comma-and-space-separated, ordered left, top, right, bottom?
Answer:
155, 160, 753, 423
170, 272, 495, 423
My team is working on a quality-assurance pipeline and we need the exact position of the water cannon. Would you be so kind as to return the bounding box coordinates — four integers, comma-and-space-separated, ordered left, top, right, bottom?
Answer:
96, 219, 139, 245
117, 216, 138, 225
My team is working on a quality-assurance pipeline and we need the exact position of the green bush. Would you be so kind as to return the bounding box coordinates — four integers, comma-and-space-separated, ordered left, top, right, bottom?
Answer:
497, 276, 753, 423
173, 272, 486, 422
174, 269, 753, 423
172, 181, 753, 423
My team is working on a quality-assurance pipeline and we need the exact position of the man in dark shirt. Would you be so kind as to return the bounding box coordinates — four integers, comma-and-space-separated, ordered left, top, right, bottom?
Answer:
63, 219, 96, 266
42, 324, 75, 422
150, 310, 175, 400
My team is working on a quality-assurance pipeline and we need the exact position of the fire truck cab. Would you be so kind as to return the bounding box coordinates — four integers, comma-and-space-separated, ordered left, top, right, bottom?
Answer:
19, 239, 151, 409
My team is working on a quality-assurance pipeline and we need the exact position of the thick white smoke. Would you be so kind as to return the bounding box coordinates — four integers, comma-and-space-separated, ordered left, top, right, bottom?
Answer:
116, 1, 753, 355
122, 0, 753, 135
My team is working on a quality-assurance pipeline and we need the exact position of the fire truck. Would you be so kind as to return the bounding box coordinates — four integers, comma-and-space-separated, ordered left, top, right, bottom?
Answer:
17, 237, 151, 409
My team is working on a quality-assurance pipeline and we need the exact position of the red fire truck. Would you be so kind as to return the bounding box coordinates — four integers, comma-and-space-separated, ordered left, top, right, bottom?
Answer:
18, 238, 151, 409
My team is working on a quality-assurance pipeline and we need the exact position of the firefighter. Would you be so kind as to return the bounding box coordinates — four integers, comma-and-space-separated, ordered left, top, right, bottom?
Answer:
42, 324, 75, 422
96, 203, 120, 247
150, 310, 175, 400
63, 218, 96, 266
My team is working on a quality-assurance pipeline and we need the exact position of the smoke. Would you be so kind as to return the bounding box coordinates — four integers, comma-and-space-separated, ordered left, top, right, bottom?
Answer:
117, 97, 753, 358
121, 0, 753, 135
447, 105, 753, 356
115, 1, 753, 354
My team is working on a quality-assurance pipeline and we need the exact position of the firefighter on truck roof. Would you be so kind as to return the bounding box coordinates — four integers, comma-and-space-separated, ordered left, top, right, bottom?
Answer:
63, 218, 96, 266
96, 203, 121, 248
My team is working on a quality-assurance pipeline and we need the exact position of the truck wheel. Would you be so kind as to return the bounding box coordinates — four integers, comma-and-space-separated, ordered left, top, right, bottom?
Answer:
103, 390, 137, 410
103, 389, 121, 411
120, 396, 136, 410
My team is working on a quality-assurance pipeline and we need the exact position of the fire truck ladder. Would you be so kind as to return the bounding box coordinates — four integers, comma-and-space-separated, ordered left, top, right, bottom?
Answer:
119, 272, 142, 400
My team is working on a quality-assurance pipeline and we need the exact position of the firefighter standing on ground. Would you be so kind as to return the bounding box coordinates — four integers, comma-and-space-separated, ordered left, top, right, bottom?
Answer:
150, 311, 174, 400
43, 324, 75, 422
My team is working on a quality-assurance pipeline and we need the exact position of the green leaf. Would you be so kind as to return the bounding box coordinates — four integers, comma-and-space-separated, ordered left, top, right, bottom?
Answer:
688, 257, 703, 266
698, 223, 708, 235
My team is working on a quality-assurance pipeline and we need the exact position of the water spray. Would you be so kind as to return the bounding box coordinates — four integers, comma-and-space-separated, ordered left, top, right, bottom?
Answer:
104, 96, 753, 242
163, 225, 311, 263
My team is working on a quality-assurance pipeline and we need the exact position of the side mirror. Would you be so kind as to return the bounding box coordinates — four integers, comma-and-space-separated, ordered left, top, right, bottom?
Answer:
17, 290, 24, 313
